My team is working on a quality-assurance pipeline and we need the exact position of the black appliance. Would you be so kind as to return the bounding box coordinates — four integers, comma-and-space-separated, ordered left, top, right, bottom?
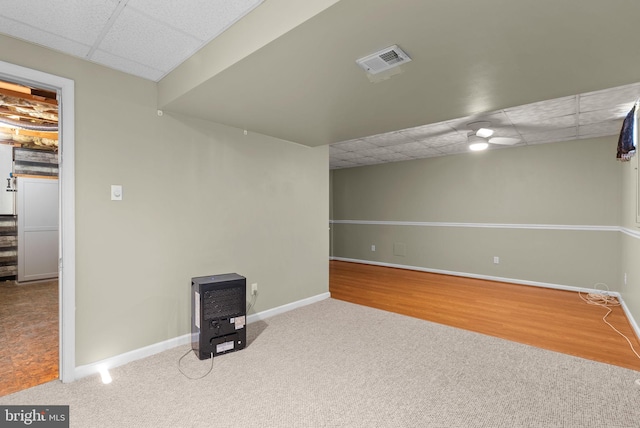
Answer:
191, 273, 246, 360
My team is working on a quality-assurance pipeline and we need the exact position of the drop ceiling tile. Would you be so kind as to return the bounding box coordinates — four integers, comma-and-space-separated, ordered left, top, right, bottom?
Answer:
0, 16, 92, 58
516, 114, 577, 134
415, 132, 467, 148
128, 0, 263, 41
392, 142, 439, 153
578, 121, 623, 138
390, 142, 443, 159
360, 147, 397, 157
95, 6, 202, 73
579, 82, 640, 112
505, 96, 576, 124
360, 131, 416, 147
330, 160, 359, 169
331, 139, 379, 152
399, 121, 458, 140
374, 153, 414, 162
0, 0, 264, 81
329, 145, 348, 155
522, 127, 577, 144
352, 157, 385, 166
435, 142, 473, 156
485, 125, 520, 138
404, 148, 443, 158
579, 107, 630, 126
328, 81, 640, 169
0, 0, 117, 45
330, 151, 364, 161
91, 50, 166, 81
450, 110, 508, 131
411, 151, 443, 160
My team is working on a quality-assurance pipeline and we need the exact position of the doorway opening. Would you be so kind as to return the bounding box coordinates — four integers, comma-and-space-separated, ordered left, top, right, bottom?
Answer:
0, 60, 75, 394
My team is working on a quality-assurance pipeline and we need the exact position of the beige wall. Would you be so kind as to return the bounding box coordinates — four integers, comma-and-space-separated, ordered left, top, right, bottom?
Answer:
332, 137, 623, 290
333, 138, 620, 225
158, 0, 341, 107
620, 153, 640, 324
329, 169, 334, 257
0, 35, 329, 365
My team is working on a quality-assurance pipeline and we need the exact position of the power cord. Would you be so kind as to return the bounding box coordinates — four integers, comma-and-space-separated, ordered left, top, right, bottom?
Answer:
578, 283, 640, 361
178, 349, 214, 380
247, 290, 257, 313
179, 288, 257, 380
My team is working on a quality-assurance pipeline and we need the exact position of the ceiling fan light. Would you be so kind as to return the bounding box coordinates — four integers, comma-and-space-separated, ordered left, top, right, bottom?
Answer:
488, 136, 520, 145
476, 128, 494, 138
469, 142, 489, 151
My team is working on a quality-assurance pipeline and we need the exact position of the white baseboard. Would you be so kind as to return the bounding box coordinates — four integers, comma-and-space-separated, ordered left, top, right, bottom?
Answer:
74, 291, 331, 381
332, 257, 603, 294
331, 257, 640, 340
619, 298, 640, 343
74, 334, 191, 380
247, 292, 330, 323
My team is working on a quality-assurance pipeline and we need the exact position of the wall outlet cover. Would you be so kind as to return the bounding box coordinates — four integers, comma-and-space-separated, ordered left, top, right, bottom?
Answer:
111, 185, 123, 201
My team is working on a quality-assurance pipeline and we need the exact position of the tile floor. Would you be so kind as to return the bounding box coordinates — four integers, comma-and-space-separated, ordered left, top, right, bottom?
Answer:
0, 279, 58, 396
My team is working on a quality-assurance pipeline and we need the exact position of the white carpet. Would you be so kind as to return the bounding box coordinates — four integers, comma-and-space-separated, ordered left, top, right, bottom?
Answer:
2, 298, 640, 427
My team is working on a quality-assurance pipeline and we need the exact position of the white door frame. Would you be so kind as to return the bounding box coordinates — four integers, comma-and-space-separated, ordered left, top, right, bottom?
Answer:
0, 60, 76, 383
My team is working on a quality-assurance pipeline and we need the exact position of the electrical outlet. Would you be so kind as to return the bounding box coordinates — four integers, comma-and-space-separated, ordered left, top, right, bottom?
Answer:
624, 273, 627, 285
251, 283, 258, 295
371, 244, 376, 252
493, 256, 500, 264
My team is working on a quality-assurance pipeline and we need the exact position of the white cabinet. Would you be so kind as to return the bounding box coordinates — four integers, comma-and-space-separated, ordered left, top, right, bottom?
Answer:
0, 144, 14, 215
17, 177, 58, 282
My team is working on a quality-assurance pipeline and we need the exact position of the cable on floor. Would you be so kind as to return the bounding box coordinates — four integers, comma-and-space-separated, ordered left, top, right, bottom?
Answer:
178, 349, 214, 380
578, 283, 640, 361
178, 290, 255, 380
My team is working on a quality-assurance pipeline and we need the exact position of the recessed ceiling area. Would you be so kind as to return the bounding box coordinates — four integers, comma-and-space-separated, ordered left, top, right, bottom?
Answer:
1, 0, 639, 167
329, 82, 640, 169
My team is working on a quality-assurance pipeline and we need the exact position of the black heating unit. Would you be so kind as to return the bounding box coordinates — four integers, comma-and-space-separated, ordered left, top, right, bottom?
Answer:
191, 273, 246, 360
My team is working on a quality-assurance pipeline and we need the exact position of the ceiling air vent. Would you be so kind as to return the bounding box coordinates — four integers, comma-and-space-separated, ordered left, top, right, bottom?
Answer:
356, 45, 412, 75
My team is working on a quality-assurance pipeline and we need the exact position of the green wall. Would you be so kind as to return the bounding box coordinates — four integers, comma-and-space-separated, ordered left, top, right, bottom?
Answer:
0, 35, 329, 366
332, 137, 623, 290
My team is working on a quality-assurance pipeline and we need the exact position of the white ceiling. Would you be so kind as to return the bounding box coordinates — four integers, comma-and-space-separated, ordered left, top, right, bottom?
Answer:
1, 0, 639, 170
0, 0, 263, 81
330, 82, 640, 169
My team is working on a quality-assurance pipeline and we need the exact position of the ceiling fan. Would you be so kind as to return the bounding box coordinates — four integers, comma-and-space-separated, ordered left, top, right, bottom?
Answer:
465, 121, 521, 151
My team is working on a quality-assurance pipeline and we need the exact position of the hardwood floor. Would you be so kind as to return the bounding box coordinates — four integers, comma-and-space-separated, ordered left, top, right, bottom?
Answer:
2, 262, 637, 398
330, 260, 640, 372
0, 279, 58, 397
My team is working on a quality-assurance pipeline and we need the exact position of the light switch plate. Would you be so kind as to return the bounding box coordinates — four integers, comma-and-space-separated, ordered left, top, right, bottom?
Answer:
111, 185, 123, 201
